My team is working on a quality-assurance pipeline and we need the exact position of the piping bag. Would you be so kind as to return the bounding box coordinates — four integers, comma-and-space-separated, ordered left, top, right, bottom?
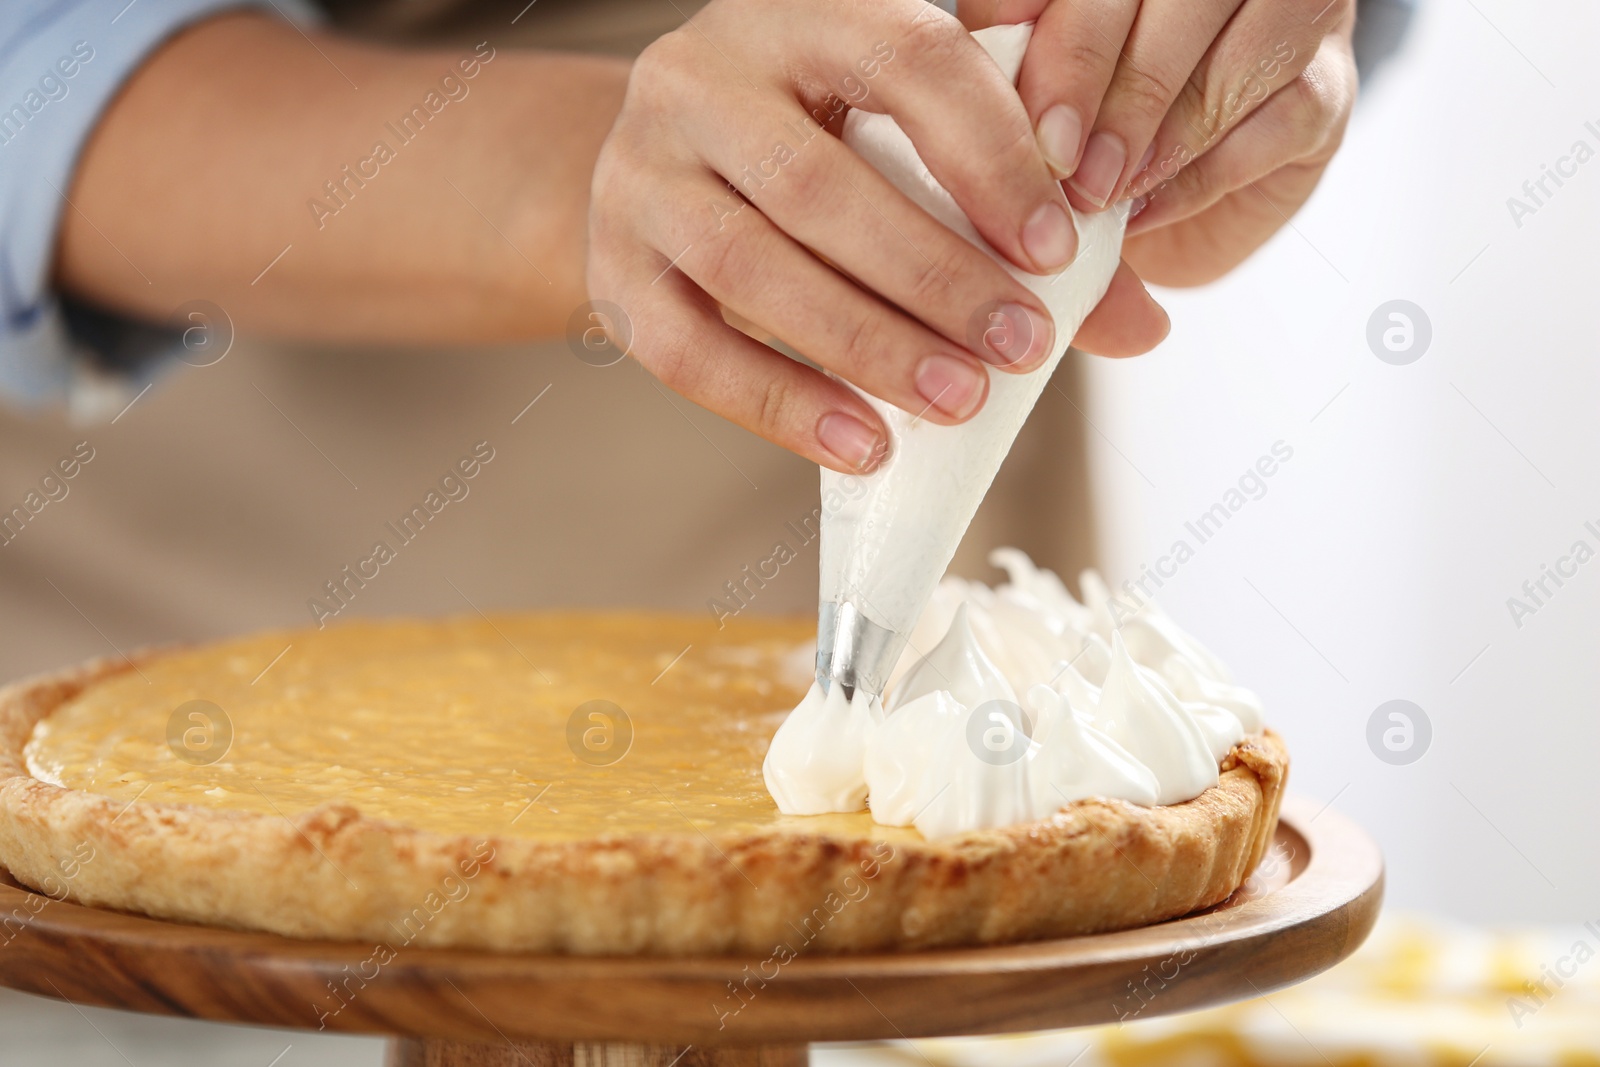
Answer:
814, 22, 1129, 703
766, 23, 1127, 814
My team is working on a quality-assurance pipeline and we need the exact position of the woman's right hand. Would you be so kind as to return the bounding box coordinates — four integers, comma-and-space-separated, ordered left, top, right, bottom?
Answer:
586, 0, 1125, 474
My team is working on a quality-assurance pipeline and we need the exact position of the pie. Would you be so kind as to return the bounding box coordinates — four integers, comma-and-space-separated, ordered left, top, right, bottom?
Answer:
0, 614, 1287, 955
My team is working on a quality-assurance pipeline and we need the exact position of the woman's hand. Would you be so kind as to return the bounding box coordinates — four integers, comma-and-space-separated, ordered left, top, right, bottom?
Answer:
587, 0, 1165, 474
963, 0, 1359, 351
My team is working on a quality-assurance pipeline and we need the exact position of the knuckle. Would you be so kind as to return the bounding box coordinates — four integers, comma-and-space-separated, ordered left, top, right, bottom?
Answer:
900, 8, 970, 67
1165, 156, 1219, 207
1284, 62, 1346, 155
630, 32, 692, 96
1053, 40, 1119, 83
588, 141, 634, 208
626, 31, 716, 119
1313, 41, 1360, 114
1114, 64, 1187, 122
839, 309, 888, 372
1285, 65, 1329, 118
907, 244, 965, 306
755, 373, 798, 439
624, 46, 669, 109
692, 229, 744, 293
995, 119, 1052, 193
997, 118, 1042, 163
769, 152, 834, 220
640, 322, 699, 394
902, 230, 972, 302
698, 178, 754, 246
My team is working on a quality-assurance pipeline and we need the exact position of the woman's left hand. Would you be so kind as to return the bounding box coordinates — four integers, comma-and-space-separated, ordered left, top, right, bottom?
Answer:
961, 0, 1359, 356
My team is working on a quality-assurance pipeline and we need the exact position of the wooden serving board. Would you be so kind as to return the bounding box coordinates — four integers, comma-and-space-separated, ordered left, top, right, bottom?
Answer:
0, 795, 1381, 1066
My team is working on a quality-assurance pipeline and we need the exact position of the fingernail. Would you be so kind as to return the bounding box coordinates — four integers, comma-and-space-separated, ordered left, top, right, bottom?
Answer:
817, 412, 884, 471
1136, 142, 1156, 173
981, 303, 1055, 371
1036, 104, 1083, 178
1021, 201, 1078, 273
1123, 143, 1158, 199
915, 353, 987, 419
1069, 130, 1127, 209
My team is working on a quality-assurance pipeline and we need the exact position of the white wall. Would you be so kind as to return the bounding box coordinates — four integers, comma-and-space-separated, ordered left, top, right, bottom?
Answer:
1086, 0, 1599, 924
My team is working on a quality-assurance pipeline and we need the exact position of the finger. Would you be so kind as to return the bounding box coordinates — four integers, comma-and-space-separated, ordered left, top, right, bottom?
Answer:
1126, 42, 1352, 241
1014, 0, 1139, 180
1126, 0, 1342, 204
1064, 0, 1241, 212
1124, 183, 1296, 289
1069, 260, 1170, 357
835, 3, 1079, 275
1122, 49, 1355, 287
657, 172, 994, 425
692, 100, 1057, 372
957, 0, 1049, 30
627, 269, 893, 474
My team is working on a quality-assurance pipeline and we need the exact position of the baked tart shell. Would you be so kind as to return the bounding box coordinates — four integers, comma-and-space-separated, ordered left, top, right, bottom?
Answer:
0, 647, 1287, 956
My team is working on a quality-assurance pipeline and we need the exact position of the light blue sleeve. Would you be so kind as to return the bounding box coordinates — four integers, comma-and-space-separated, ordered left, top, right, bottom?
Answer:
0, 0, 318, 410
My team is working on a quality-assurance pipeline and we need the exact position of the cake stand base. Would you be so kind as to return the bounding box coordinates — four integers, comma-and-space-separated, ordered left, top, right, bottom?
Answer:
388, 1041, 806, 1067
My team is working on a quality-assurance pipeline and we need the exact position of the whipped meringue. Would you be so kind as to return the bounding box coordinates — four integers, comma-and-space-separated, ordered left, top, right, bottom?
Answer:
763, 549, 1267, 838
887, 603, 1016, 712
762, 681, 880, 815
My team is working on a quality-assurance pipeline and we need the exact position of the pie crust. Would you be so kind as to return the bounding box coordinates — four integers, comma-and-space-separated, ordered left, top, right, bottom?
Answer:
0, 617, 1287, 956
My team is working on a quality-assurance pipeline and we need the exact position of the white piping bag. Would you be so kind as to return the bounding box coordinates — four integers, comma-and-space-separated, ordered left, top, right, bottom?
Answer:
816, 22, 1128, 700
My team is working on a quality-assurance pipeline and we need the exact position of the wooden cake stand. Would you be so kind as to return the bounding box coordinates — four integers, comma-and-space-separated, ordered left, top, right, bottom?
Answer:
0, 796, 1381, 1067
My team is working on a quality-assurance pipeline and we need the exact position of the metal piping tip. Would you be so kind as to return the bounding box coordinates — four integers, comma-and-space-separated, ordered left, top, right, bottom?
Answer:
815, 599, 905, 702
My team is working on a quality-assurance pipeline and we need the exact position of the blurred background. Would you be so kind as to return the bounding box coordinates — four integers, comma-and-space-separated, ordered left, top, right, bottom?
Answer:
2, 0, 1597, 1063
1087, 0, 1599, 931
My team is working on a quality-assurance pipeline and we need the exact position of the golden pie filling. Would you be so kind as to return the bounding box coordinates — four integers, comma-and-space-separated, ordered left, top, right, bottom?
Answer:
24, 614, 912, 842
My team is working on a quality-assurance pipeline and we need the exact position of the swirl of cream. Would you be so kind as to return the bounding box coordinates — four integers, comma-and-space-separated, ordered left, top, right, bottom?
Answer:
762, 680, 879, 815
868, 689, 1040, 838
888, 603, 1015, 711
1077, 570, 1234, 683
1026, 685, 1159, 809
767, 549, 1267, 836
1161, 655, 1265, 734
867, 610, 1036, 836
1093, 633, 1226, 805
